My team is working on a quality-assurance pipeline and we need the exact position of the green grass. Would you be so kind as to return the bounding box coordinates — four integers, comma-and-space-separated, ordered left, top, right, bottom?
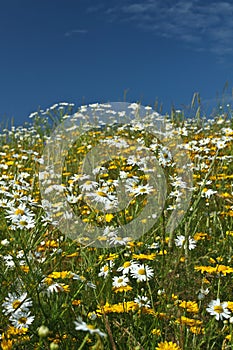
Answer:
0, 101, 233, 349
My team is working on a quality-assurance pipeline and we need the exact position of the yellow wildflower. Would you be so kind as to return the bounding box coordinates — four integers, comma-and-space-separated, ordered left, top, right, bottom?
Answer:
156, 340, 181, 350
179, 300, 199, 313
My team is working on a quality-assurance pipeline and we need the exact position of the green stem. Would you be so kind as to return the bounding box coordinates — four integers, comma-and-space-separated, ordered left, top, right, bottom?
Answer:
78, 334, 89, 350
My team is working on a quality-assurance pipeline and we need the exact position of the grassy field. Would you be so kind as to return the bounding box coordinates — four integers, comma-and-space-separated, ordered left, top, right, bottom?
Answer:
0, 102, 233, 349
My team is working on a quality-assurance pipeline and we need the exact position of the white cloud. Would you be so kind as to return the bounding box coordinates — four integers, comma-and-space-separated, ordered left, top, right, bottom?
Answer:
103, 0, 233, 57
64, 29, 88, 37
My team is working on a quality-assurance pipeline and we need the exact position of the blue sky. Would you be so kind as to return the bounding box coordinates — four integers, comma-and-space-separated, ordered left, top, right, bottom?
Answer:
1, 0, 233, 125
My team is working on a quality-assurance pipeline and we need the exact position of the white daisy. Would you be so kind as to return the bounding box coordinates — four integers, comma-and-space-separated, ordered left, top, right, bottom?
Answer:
98, 261, 114, 278
130, 263, 154, 282
79, 180, 99, 192
2, 254, 15, 268
206, 298, 231, 321
9, 310, 35, 329
11, 215, 36, 230
47, 283, 65, 294
201, 188, 217, 198
117, 261, 135, 275
127, 184, 154, 197
6, 203, 35, 221
108, 234, 131, 246
134, 295, 151, 308
66, 194, 79, 204
74, 317, 106, 337
175, 235, 196, 250
112, 275, 129, 288
2, 292, 32, 315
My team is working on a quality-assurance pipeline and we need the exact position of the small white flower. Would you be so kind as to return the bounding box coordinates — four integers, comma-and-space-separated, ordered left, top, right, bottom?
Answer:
86, 281, 96, 289
74, 317, 106, 337
1, 239, 10, 246
175, 235, 196, 250
2, 255, 15, 268
206, 298, 231, 321
158, 146, 172, 166
108, 234, 131, 246
112, 275, 129, 288
130, 263, 154, 282
201, 189, 217, 199
11, 215, 36, 230
9, 310, 35, 329
198, 287, 209, 300
98, 261, 113, 278
134, 295, 151, 308
117, 261, 134, 275
79, 180, 99, 192
66, 194, 79, 204
125, 183, 154, 197
46, 283, 65, 294
2, 292, 32, 315
147, 242, 160, 250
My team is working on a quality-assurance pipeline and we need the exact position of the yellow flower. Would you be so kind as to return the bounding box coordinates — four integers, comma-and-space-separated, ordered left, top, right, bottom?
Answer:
48, 271, 71, 279
194, 264, 233, 275
227, 301, 233, 312
190, 326, 205, 334
142, 308, 157, 316
156, 340, 181, 350
176, 316, 202, 327
132, 253, 156, 260
151, 328, 161, 336
96, 301, 138, 315
45, 240, 58, 248
179, 300, 199, 313
172, 294, 178, 300
193, 232, 209, 241
20, 265, 29, 273
105, 213, 114, 222
98, 253, 119, 261
158, 250, 167, 255
64, 252, 79, 258
0, 338, 13, 350
113, 285, 133, 293
5, 327, 28, 336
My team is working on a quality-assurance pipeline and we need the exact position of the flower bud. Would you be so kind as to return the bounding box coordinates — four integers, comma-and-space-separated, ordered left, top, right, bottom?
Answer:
50, 342, 59, 350
38, 325, 49, 338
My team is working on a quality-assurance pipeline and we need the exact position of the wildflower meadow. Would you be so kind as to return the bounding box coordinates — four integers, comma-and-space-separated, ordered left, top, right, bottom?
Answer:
0, 100, 233, 349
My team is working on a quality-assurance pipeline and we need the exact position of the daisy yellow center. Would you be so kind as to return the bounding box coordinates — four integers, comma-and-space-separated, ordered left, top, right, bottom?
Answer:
87, 324, 95, 330
85, 181, 92, 185
15, 209, 24, 215
139, 188, 146, 193
214, 305, 223, 314
116, 237, 122, 241
138, 268, 146, 275
20, 221, 27, 226
118, 278, 123, 283
97, 191, 107, 197
103, 266, 109, 272
18, 317, 27, 324
12, 300, 21, 309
